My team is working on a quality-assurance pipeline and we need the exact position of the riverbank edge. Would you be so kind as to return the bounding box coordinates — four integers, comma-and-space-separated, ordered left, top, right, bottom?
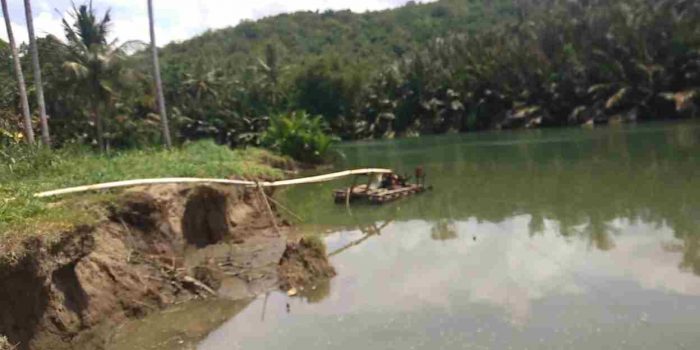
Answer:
0, 172, 333, 349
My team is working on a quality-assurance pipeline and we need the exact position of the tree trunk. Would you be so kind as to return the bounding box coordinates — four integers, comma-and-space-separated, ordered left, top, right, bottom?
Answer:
23, 0, 50, 146
1, 0, 34, 144
91, 100, 106, 152
148, 0, 172, 149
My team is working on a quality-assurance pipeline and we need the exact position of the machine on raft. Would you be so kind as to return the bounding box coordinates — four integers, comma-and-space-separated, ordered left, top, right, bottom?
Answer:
333, 167, 430, 205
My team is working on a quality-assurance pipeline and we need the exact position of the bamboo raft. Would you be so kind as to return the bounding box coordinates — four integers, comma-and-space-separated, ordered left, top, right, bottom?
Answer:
333, 183, 426, 205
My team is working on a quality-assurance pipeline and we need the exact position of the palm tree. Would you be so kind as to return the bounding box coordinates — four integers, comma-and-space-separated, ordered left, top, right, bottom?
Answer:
147, 0, 172, 148
23, 0, 50, 146
256, 43, 283, 106
2, 0, 34, 144
61, 2, 128, 152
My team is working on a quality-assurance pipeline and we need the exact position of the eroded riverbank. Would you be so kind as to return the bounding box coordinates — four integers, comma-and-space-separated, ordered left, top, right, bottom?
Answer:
0, 182, 333, 350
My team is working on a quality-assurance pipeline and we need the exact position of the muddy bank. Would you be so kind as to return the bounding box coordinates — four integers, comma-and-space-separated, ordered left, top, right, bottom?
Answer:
278, 237, 336, 292
0, 183, 332, 350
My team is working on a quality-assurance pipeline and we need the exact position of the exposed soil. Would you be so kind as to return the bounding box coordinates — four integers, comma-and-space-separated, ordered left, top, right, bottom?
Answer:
278, 237, 337, 291
0, 183, 333, 350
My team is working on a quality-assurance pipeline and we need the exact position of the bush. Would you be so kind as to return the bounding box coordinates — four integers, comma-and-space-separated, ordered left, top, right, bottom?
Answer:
262, 111, 337, 164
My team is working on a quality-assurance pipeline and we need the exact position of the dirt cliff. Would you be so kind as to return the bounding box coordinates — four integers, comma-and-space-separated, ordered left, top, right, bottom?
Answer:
0, 183, 318, 350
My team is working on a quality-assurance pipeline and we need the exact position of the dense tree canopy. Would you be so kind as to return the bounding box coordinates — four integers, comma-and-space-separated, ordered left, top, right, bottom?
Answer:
0, 0, 698, 152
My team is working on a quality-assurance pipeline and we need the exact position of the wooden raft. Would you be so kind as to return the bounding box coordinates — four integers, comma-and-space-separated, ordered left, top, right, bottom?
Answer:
333, 184, 425, 205
368, 184, 425, 204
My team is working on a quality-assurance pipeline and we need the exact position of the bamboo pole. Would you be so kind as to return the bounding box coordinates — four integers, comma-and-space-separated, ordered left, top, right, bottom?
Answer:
257, 182, 280, 236
254, 168, 392, 187
34, 178, 256, 198
34, 169, 393, 198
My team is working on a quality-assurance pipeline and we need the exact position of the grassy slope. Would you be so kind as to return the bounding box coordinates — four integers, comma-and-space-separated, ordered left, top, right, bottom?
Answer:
0, 141, 287, 251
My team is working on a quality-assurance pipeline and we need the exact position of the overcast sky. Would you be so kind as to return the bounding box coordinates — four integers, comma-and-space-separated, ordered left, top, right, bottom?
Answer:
1, 0, 430, 46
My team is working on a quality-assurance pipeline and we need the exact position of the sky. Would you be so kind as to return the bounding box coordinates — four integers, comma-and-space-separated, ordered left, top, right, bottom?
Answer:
1, 0, 428, 46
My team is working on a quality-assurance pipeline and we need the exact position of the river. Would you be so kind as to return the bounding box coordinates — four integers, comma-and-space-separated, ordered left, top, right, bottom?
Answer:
111, 121, 700, 349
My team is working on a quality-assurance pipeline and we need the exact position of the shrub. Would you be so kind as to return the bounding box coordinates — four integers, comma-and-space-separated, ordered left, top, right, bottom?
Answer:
262, 111, 338, 164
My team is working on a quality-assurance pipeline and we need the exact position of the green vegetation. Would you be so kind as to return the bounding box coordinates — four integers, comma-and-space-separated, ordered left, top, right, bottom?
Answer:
262, 111, 337, 164
61, 1, 134, 151
154, 0, 700, 139
1, 0, 699, 240
0, 140, 285, 247
2, 0, 698, 154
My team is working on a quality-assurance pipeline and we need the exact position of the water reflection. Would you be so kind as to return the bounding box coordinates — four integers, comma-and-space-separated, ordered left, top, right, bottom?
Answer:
326, 220, 392, 255
430, 220, 458, 241
282, 122, 700, 276
297, 278, 331, 304
199, 215, 700, 350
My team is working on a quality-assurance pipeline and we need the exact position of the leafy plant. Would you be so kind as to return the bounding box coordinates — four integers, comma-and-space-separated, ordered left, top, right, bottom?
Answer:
262, 111, 337, 163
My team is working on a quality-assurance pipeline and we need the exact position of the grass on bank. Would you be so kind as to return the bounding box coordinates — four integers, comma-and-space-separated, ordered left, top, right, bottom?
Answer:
0, 140, 288, 252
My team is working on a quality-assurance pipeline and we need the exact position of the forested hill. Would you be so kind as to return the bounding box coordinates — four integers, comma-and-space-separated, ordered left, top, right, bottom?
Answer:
159, 0, 517, 74
1, 0, 698, 153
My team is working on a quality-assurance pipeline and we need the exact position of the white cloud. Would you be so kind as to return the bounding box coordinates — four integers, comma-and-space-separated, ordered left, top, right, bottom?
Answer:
1, 0, 432, 46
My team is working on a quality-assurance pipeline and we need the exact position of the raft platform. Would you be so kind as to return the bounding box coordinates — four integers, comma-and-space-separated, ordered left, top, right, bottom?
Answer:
333, 184, 426, 205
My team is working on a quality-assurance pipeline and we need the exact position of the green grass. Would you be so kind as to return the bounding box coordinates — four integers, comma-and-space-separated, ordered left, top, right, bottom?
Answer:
0, 140, 288, 251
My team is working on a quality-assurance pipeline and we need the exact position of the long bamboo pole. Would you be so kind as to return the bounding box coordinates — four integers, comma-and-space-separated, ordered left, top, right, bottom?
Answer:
34, 169, 393, 198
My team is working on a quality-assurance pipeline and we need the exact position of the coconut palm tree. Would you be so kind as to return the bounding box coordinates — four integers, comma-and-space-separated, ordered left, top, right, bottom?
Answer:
147, 0, 172, 148
23, 0, 50, 146
1, 0, 34, 144
255, 43, 283, 106
61, 2, 130, 152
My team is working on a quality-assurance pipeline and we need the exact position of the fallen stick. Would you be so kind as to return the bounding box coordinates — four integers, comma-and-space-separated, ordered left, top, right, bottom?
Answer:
264, 195, 304, 222
181, 275, 217, 296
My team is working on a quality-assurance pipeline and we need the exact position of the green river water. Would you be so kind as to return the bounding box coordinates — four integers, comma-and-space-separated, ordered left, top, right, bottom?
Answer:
111, 121, 700, 349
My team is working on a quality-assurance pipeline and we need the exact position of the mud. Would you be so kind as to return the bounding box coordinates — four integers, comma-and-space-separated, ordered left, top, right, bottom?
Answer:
278, 237, 337, 291
0, 183, 333, 350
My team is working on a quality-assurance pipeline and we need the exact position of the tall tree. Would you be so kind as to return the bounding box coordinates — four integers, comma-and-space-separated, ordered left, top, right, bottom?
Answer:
147, 0, 172, 148
23, 0, 50, 146
62, 2, 128, 152
1, 0, 34, 144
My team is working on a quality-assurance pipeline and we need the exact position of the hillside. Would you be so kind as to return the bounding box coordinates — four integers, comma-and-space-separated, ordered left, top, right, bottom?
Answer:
159, 0, 517, 73
1, 0, 697, 150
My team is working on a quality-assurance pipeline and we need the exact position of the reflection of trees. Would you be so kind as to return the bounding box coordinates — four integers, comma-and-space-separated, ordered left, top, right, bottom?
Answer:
583, 219, 618, 251
662, 233, 700, 276
285, 123, 700, 276
528, 214, 545, 236
676, 234, 700, 276
430, 220, 457, 241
